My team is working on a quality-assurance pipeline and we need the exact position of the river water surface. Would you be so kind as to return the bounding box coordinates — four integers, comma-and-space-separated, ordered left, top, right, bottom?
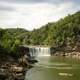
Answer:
25, 56, 80, 80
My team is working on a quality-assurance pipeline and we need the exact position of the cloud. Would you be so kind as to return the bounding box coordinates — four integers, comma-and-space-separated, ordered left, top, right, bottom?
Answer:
0, 1, 15, 11
0, 0, 64, 4
2, 0, 80, 4
0, 0, 80, 30
0, 5, 14, 11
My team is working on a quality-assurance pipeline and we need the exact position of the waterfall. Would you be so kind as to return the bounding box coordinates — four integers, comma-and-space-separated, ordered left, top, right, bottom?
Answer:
29, 46, 50, 58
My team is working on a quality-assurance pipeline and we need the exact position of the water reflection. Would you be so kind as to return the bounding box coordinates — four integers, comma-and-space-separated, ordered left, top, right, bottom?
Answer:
25, 56, 80, 80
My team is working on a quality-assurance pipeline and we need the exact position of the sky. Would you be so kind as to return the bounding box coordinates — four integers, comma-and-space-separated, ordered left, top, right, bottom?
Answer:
0, 0, 80, 30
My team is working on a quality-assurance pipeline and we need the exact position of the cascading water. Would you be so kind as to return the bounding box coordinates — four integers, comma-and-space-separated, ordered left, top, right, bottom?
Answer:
29, 46, 50, 58
37, 47, 50, 56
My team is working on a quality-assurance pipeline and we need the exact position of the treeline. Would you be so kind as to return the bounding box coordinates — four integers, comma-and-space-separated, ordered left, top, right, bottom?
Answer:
0, 28, 29, 56
25, 11, 80, 47
0, 11, 80, 55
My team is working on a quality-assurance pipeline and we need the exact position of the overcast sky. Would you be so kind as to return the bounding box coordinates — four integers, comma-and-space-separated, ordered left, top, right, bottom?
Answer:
0, 0, 80, 30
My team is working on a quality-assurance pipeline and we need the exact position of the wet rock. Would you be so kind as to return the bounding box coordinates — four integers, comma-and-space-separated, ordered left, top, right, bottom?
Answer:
28, 59, 38, 64
0, 72, 7, 80
11, 66, 23, 73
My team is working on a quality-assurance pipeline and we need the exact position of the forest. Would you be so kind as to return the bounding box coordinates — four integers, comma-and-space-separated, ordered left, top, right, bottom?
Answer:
0, 11, 80, 55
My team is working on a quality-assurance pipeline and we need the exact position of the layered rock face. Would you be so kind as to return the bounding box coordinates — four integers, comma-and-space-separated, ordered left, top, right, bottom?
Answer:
0, 45, 37, 80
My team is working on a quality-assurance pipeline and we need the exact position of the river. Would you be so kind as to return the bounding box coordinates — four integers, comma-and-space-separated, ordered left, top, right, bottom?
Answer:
25, 56, 80, 80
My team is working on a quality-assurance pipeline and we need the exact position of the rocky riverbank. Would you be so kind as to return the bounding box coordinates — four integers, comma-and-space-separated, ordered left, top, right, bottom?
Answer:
0, 46, 37, 80
0, 62, 27, 80
53, 51, 80, 58
0, 55, 38, 80
50, 45, 80, 59
0, 55, 35, 80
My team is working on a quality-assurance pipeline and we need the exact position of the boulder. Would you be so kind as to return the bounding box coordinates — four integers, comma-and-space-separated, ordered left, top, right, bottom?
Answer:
0, 71, 7, 80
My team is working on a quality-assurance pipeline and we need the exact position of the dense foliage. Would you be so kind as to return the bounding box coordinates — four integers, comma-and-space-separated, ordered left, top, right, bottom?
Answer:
26, 11, 80, 47
0, 11, 80, 55
0, 28, 29, 56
